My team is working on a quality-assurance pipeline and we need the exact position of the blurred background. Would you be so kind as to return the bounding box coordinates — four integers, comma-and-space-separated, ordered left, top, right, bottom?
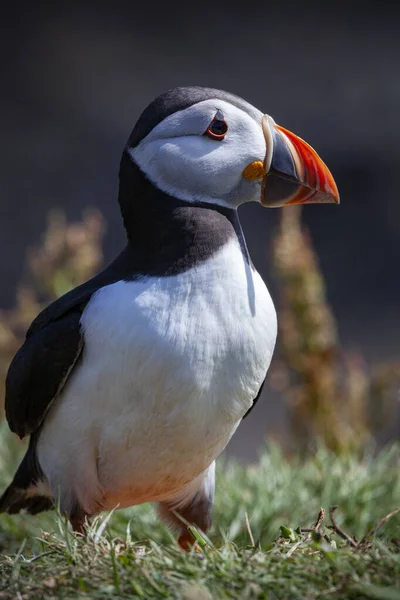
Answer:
1, 1, 399, 460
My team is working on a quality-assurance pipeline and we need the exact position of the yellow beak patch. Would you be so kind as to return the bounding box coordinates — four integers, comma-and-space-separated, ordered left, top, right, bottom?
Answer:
242, 160, 266, 181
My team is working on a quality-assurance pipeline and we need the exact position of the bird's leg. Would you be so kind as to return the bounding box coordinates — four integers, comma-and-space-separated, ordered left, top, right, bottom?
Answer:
159, 500, 208, 552
69, 504, 89, 535
157, 462, 215, 551
70, 516, 86, 535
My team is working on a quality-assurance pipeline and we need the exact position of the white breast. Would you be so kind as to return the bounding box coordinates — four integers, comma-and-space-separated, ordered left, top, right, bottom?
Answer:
38, 238, 277, 513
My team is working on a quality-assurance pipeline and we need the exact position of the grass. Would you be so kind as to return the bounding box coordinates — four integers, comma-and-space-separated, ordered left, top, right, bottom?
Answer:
0, 427, 399, 599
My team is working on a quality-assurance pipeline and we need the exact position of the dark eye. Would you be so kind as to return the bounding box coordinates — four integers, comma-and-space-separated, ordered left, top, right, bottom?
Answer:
205, 118, 228, 140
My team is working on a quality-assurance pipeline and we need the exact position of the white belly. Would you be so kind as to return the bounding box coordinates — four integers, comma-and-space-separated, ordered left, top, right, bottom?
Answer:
38, 239, 277, 512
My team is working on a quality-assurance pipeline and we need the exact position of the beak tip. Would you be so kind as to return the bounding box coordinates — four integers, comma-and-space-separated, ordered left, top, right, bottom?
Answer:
266, 121, 340, 208
329, 183, 340, 205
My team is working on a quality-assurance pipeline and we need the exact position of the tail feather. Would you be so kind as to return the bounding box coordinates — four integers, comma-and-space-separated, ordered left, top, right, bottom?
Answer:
0, 436, 53, 516
0, 484, 53, 515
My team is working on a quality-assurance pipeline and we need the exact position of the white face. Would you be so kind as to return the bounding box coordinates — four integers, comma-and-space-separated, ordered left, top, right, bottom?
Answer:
128, 99, 266, 208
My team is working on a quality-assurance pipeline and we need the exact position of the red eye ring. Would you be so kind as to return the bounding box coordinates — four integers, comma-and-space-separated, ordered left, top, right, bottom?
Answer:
204, 118, 228, 140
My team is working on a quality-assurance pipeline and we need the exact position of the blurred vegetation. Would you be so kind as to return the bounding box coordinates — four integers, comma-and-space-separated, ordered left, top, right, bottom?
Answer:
0, 207, 399, 453
271, 206, 400, 453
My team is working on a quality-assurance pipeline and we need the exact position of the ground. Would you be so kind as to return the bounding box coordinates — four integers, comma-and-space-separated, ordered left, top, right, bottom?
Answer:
0, 425, 399, 599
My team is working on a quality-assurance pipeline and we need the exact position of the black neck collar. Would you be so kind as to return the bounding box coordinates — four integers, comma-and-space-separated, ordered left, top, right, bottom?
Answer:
116, 152, 251, 277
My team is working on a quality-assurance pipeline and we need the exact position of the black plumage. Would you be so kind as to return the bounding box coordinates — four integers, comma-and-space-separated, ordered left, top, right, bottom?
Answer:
127, 86, 261, 149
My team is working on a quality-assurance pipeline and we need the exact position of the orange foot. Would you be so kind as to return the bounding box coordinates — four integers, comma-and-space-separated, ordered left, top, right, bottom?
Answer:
178, 532, 201, 553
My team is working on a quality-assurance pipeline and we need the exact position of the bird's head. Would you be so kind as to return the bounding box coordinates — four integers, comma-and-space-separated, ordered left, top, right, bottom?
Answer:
122, 86, 339, 210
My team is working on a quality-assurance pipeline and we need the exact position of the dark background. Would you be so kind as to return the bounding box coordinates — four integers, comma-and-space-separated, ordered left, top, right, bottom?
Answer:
2, 2, 399, 459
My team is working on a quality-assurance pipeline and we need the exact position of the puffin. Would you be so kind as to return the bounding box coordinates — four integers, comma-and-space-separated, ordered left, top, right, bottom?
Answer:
0, 87, 339, 548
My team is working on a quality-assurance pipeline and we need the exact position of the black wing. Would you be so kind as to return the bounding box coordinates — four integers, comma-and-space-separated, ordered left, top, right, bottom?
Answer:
5, 247, 135, 439
6, 308, 85, 438
243, 377, 266, 418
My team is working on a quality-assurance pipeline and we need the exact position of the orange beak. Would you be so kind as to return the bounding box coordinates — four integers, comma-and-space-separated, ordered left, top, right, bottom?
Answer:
261, 115, 339, 207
